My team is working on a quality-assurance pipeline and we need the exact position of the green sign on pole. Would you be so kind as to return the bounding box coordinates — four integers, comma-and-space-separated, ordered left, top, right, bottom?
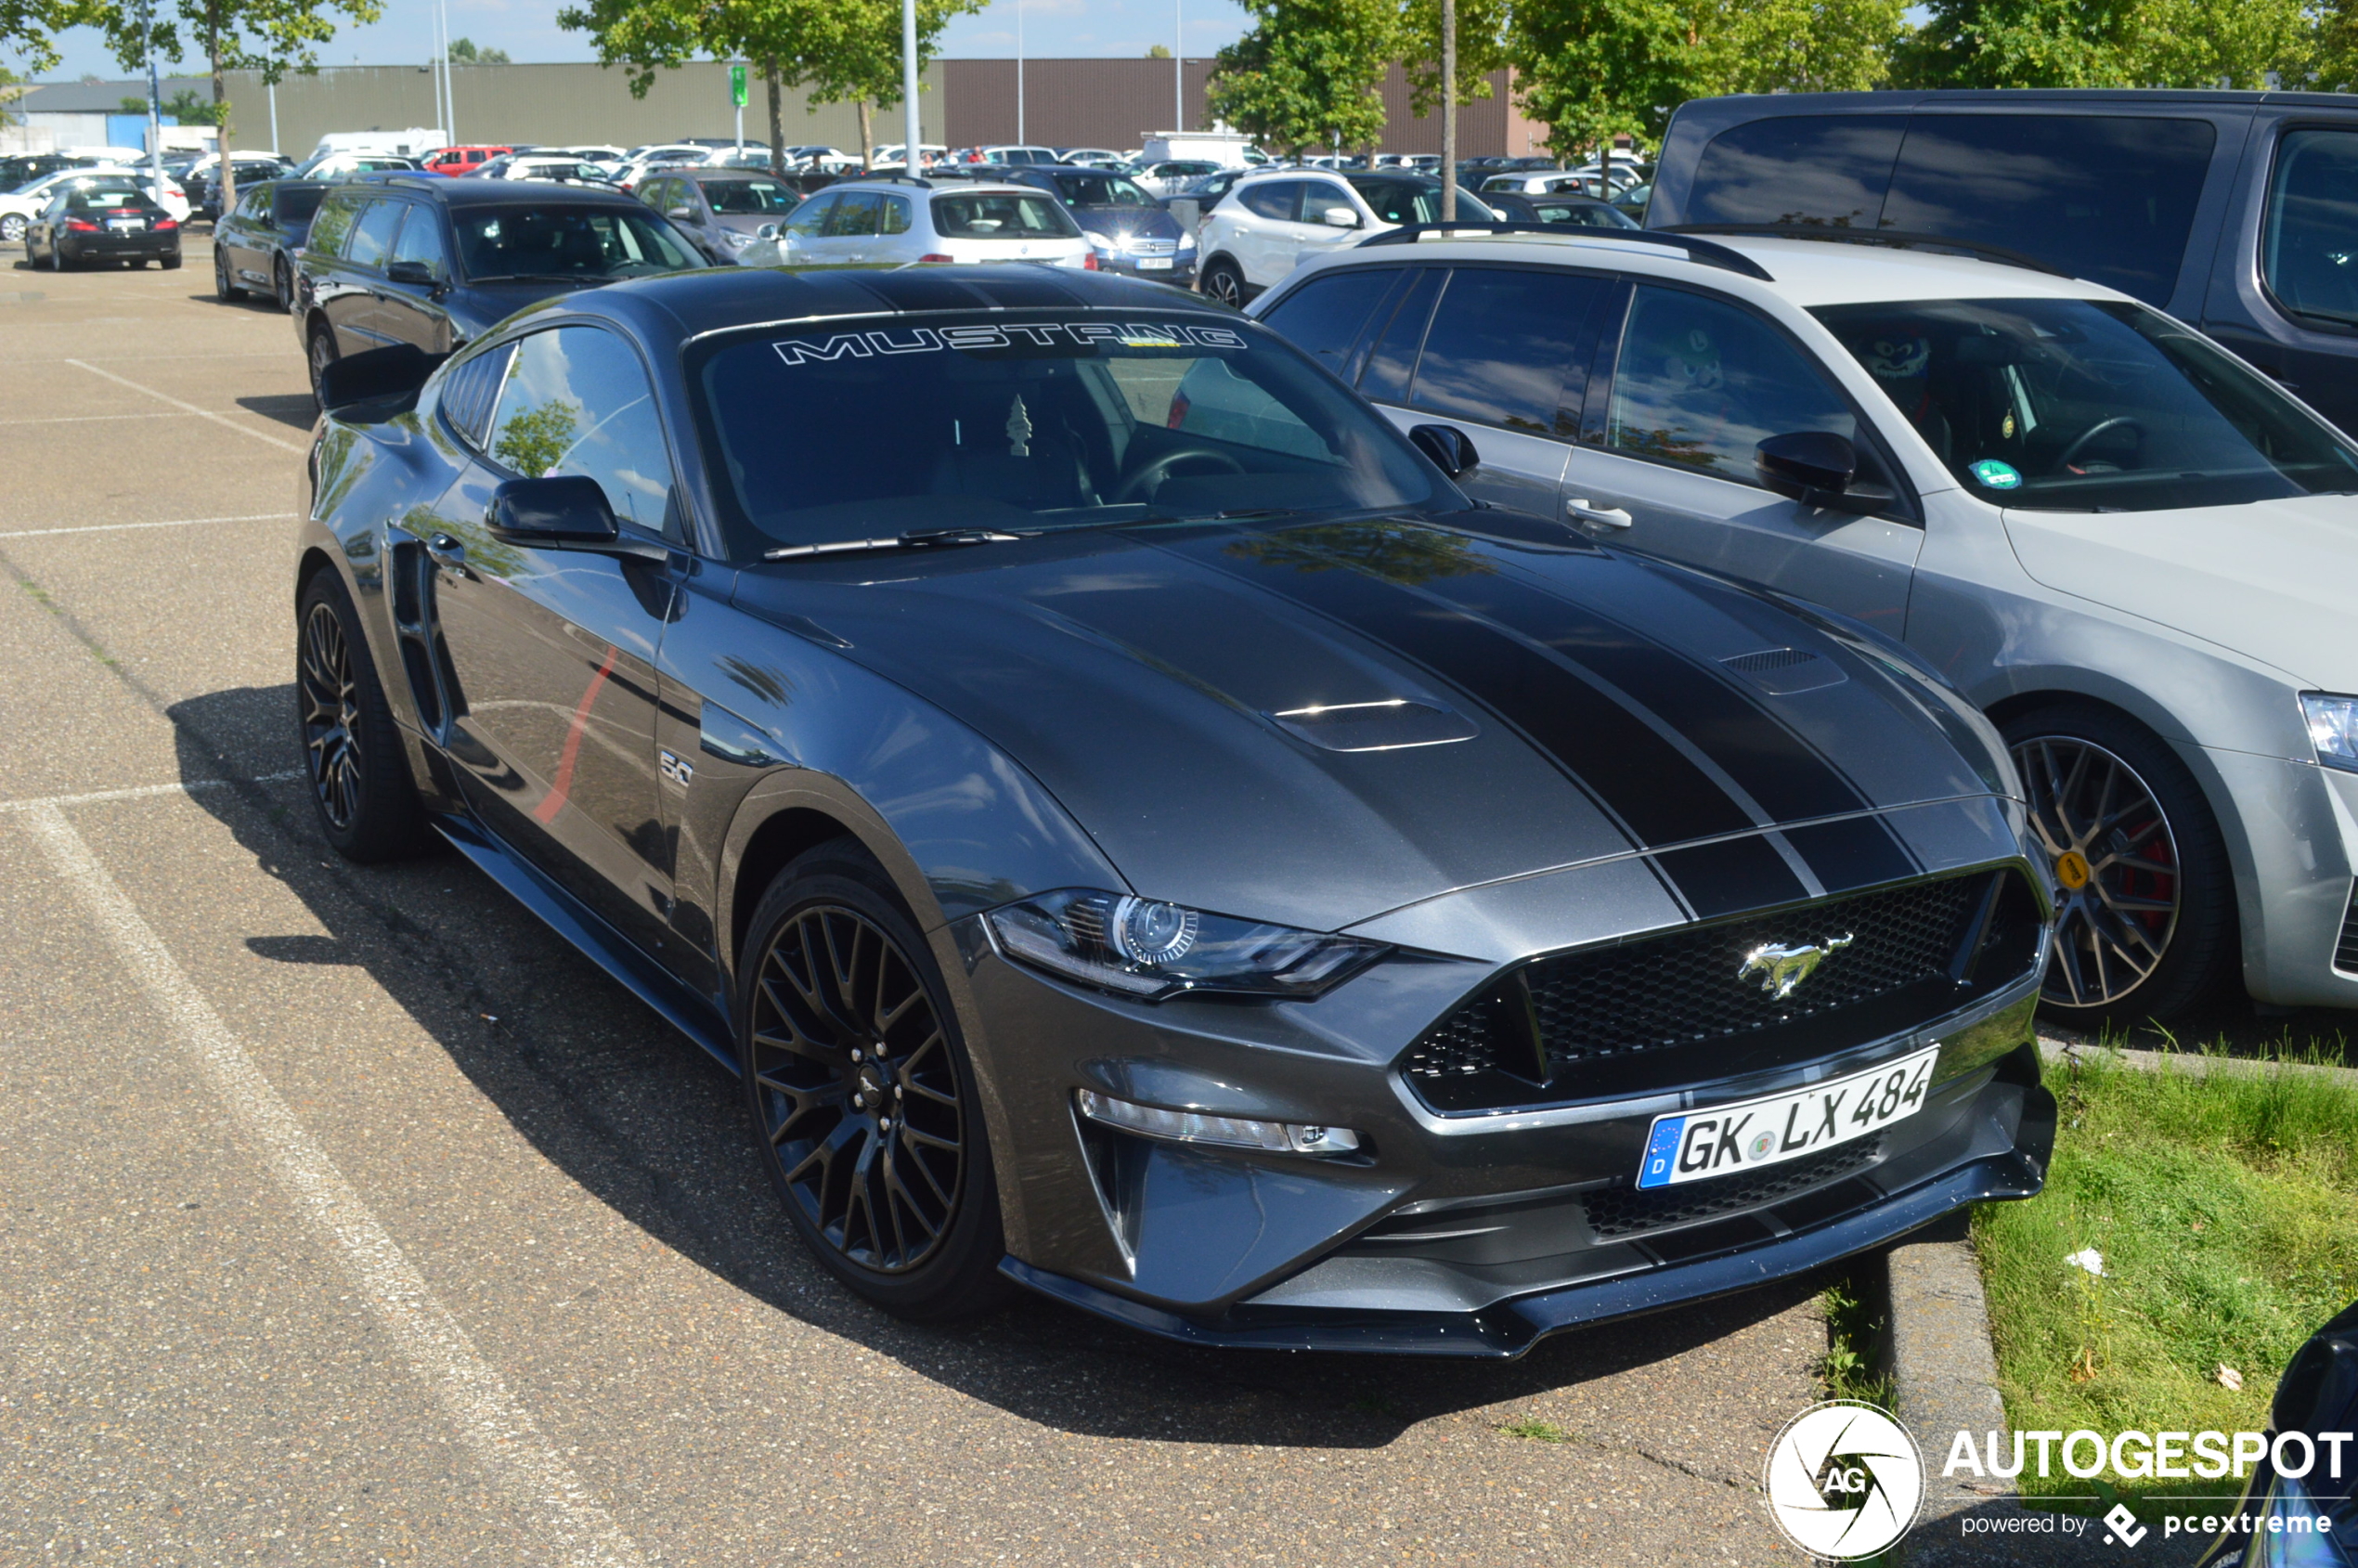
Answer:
730, 63, 747, 107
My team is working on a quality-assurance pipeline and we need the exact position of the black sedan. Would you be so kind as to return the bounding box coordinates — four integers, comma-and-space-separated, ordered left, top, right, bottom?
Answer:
214, 178, 328, 310
26, 182, 182, 270
1481, 190, 1641, 229
1005, 166, 1197, 284
295, 266, 2054, 1352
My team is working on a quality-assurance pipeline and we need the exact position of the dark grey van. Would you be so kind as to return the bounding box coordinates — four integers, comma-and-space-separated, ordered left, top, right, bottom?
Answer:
1646, 91, 2358, 434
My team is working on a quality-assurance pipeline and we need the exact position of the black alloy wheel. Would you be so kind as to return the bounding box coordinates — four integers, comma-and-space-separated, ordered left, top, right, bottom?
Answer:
295, 571, 425, 862
1200, 257, 1246, 308
307, 324, 337, 404
740, 848, 1009, 1319
2002, 704, 2235, 1026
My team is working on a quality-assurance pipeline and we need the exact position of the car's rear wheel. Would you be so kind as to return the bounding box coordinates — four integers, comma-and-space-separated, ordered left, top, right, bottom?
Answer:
307, 323, 337, 403
1200, 256, 1246, 308
295, 570, 426, 862
2002, 704, 2236, 1027
274, 258, 293, 312
739, 845, 1010, 1321
215, 248, 240, 297
160, 250, 180, 271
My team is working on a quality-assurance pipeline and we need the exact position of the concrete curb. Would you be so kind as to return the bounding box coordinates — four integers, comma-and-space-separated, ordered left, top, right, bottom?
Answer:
1881, 1212, 2013, 1512
2037, 1031, 2357, 1081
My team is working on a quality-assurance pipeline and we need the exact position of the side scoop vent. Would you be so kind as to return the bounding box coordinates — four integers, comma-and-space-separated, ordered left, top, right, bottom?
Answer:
1721, 647, 1846, 695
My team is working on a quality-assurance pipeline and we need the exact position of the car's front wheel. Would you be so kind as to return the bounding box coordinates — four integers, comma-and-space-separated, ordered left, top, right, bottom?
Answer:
738, 844, 1010, 1320
1200, 256, 1246, 308
306, 323, 337, 403
214, 248, 241, 298
295, 569, 426, 862
0, 213, 23, 244
274, 258, 293, 312
2002, 703, 2236, 1028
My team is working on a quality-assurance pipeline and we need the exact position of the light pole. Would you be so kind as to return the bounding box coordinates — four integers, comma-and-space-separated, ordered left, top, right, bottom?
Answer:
1439, 0, 1456, 221
1016, 0, 1024, 148
1173, 0, 1182, 132
902, 0, 921, 182
140, 0, 162, 198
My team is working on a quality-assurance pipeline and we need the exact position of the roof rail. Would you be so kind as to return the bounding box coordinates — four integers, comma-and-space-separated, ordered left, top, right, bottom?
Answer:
382, 175, 443, 193
1659, 224, 2075, 279
1354, 222, 1775, 281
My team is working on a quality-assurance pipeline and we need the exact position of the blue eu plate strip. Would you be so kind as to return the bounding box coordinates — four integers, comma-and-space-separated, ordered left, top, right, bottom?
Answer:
1638, 1116, 1686, 1190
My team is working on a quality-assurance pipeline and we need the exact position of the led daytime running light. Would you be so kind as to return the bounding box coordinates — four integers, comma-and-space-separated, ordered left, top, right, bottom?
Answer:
1076, 1089, 1361, 1156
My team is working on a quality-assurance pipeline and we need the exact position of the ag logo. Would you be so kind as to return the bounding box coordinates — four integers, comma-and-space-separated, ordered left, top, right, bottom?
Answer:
1763, 1400, 1924, 1561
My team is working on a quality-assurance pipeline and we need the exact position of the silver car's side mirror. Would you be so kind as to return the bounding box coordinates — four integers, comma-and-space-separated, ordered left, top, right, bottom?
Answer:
756, 222, 779, 241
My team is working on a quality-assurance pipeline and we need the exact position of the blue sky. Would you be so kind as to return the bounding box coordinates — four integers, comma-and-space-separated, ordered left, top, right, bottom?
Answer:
29, 0, 1256, 82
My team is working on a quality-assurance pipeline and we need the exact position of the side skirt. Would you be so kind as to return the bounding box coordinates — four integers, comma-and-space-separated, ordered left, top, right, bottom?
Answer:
432, 811, 739, 1073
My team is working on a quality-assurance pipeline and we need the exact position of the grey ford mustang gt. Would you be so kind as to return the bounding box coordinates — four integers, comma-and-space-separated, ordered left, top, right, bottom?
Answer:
294, 264, 2056, 1354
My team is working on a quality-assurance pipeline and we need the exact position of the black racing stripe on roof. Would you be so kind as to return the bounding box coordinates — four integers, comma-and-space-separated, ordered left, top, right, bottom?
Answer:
849, 271, 998, 312
1420, 571, 1918, 888
963, 275, 1086, 308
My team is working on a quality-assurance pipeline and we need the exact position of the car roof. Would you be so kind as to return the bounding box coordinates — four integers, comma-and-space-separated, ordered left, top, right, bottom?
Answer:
1289, 230, 2127, 308
341, 174, 641, 208
558, 264, 1239, 343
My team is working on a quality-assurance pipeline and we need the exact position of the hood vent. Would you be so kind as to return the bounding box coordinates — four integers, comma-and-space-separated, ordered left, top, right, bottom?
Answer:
1268, 699, 1478, 753
1721, 647, 1846, 695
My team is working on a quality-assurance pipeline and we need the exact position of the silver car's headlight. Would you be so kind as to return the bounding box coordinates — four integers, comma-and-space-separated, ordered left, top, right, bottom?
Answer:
2301, 693, 2358, 772
986, 888, 1387, 1000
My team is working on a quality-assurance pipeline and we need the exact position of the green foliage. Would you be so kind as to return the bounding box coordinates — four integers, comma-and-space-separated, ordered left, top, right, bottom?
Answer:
1820, 1272, 1894, 1406
1721, 0, 1911, 94
1976, 1049, 2358, 1502
1204, 0, 1398, 156
4, 0, 106, 75
1894, 0, 2314, 88
493, 400, 582, 480
1146, 42, 1172, 58
1497, 1416, 1572, 1442
1398, 0, 1509, 118
446, 36, 511, 64
103, 0, 382, 117
557, 0, 981, 112
1507, 0, 1705, 156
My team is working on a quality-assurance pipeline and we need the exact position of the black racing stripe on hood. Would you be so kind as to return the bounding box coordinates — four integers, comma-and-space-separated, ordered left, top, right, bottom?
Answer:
1652, 836, 1812, 919
1160, 526, 1815, 917
1781, 815, 1918, 893
1420, 572, 1920, 889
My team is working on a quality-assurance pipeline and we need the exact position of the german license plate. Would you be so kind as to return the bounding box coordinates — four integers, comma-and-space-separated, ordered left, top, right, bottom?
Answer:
108, 218, 143, 232
1135, 256, 1173, 270
1635, 1046, 1938, 1189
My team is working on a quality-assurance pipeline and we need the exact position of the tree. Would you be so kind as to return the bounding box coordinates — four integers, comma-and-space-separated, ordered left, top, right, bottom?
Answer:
1203, 0, 1397, 159
1146, 43, 1172, 58
4, 0, 104, 76
1893, 0, 2310, 88
446, 35, 511, 63
123, 85, 229, 123
1720, 0, 1909, 94
1508, 0, 1706, 162
108, 0, 380, 216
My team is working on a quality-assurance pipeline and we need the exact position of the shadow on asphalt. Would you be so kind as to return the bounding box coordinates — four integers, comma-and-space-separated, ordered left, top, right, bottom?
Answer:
235, 393, 317, 429
167, 680, 1832, 1447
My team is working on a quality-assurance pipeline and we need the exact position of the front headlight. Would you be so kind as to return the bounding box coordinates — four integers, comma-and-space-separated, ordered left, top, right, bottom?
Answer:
985, 888, 1388, 1001
1177, 232, 1198, 252
2301, 693, 2358, 772
720, 229, 755, 249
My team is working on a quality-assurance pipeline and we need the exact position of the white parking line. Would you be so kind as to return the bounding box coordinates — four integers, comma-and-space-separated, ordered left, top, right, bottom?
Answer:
0, 772, 301, 813
0, 512, 293, 541
66, 358, 309, 455
19, 803, 650, 1568
0, 410, 194, 427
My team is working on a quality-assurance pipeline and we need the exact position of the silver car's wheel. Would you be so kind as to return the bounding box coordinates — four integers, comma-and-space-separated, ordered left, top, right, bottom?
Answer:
0, 213, 24, 244
1201, 258, 1246, 308
2013, 734, 2183, 1010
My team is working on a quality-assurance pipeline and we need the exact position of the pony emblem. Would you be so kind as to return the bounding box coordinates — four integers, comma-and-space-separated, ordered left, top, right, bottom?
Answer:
1741, 934, 1855, 1000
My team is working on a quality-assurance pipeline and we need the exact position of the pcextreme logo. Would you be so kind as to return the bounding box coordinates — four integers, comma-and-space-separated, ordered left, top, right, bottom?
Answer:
1764, 1400, 1925, 1560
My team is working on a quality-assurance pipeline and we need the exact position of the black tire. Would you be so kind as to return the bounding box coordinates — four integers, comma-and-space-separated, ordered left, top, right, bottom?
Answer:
160, 250, 181, 271
214, 246, 240, 299
738, 843, 1011, 1321
274, 257, 293, 312
2002, 702, 2237, 1028
307, 322, 337, 404
295, 569, 427, 862
1200, 256, 1246, 308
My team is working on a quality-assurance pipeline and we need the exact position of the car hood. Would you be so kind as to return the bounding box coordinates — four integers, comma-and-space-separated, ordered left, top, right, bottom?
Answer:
1069, 205, 1182, 241
2002, 492, 2358, 689
732, 513, 2008, 936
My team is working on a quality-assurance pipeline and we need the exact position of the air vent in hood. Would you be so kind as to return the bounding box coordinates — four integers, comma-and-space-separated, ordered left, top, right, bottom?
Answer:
1268, 699, 1478, 753
1720, 647, 1846, 695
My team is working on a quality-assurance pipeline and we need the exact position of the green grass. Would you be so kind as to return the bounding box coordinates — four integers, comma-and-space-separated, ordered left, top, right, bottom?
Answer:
1821, 1269, 1895, 1406
1497, 1416, 1572, 1443
1975, 1046, 2358, 1504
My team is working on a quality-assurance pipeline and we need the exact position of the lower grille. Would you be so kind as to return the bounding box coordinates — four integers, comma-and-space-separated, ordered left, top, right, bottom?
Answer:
2338, 884, 2358, 977
1406, 865, 2044, 1112
1581, 1139, 1881, 1239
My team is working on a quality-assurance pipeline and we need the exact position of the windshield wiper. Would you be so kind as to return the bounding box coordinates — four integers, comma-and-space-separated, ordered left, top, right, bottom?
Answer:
763, 527, 1029, 561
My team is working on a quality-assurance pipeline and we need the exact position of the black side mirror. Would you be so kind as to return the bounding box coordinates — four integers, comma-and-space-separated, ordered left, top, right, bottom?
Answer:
1408, 422, 1480, 478
1755, 430, 1899, 515
486, 475, 667, 560
316, 341, 447, 415
384, 258, 438, 287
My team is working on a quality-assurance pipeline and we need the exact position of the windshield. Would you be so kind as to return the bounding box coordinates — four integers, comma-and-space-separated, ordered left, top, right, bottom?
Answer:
1049, 173, 1155, 208
1812, 297, 2358, 512
692, 312, 1448, 559
453, 204, 703, 280
702, 178, 798, 214
1345, 176, 1496, 225
929, 192, 1080, 238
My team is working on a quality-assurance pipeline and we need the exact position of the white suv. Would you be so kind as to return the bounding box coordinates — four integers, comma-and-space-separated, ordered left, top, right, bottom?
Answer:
1196, 171, 1495, 306
1249, 228, 2358, 1026
748, 177, 1092, 269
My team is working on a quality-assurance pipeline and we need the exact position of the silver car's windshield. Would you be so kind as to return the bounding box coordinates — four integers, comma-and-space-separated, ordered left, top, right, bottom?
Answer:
692, 312, 1447, 560
1812, 298, 2358, 512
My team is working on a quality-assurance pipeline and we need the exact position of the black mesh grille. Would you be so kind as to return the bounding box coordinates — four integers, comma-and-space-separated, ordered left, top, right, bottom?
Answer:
2338, 885, 2358, 977
1406, 867, 2040, 1112
1581, 1139, 1881, 1239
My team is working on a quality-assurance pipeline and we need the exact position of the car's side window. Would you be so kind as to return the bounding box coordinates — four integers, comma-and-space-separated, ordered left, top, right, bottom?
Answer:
638, 177, 670, 212
783, 192, 835, 238
2263, 129, 2358, 330
305, 193, 364, 258
1238, 181, 1300, 222
878, 194, 913, 236
345, 200, 404, 271
827, 192, 883, 238
1258, 267, 1403, 375
1410, 267, 1607, 437
235, 187, 267, 219
1602, 284, 1858, 485
440, 341, 514, 449
1356, 266, 1445, 403
390, 207, 449, 279
486, 327, 679, 539
1299, 181, 1354, 226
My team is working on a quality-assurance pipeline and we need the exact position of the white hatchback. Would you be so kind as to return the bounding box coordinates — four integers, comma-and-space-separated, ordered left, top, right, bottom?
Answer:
748, 178, 1093, 270
1195, 170, 1496, 305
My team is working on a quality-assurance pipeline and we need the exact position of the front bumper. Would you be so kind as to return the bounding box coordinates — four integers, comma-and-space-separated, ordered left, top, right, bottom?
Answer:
2199, 745, 2358, 1008
960, 907, 2052, 1356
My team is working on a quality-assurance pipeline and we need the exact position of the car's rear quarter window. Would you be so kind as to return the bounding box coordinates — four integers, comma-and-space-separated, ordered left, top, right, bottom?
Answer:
1686, 114, 1908, 228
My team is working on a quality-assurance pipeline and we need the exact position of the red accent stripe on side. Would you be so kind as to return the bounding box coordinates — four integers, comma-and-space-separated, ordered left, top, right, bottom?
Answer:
531, 644, 618, 825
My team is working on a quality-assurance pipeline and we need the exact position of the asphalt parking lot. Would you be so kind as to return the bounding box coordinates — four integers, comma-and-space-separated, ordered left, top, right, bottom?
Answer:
0, 238, 1844, 1565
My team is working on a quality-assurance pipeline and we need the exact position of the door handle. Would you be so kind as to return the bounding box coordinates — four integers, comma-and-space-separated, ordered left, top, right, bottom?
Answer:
1566, 498, 1634, 529
425, 532, 468, 571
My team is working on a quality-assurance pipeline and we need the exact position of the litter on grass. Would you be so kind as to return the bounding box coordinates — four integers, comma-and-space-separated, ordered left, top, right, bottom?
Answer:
2066, 1248, 2106, 1276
